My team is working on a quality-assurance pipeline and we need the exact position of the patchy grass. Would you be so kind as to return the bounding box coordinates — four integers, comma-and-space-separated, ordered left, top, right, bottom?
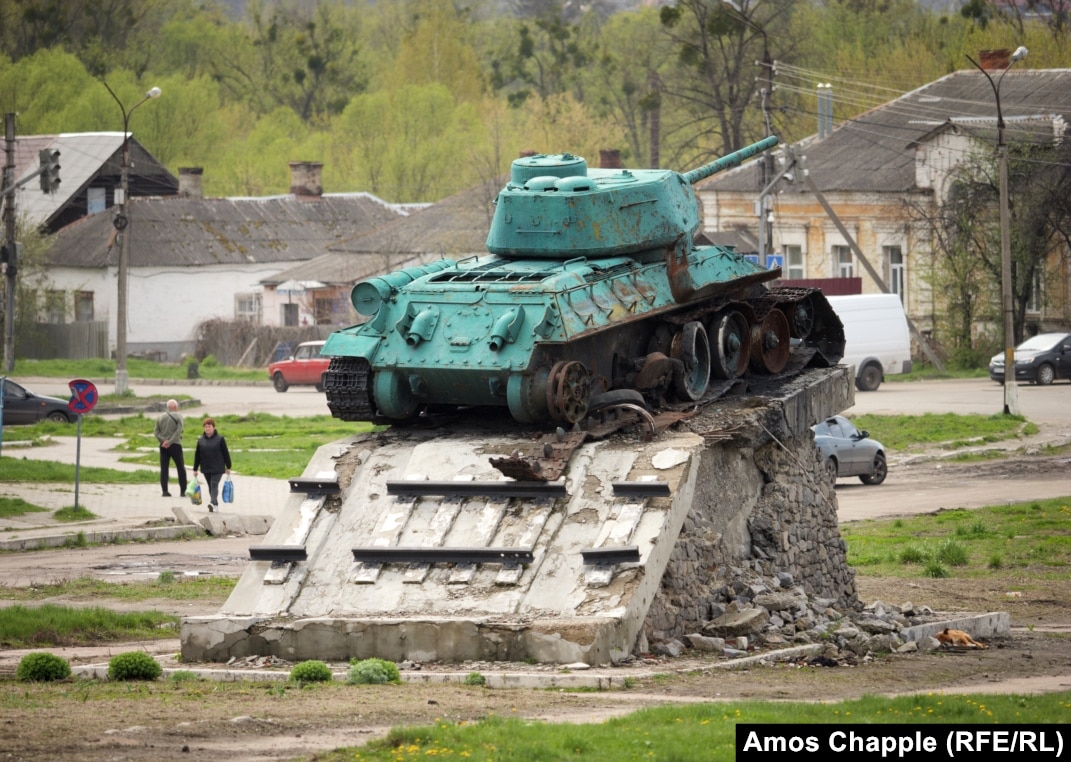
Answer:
315, 692, 1070, 761
0, 496, 48, 519
842, 498, 1071, 582
850, 412, 1033, 452
0, 603, 179, 647
0, 574, 236, 605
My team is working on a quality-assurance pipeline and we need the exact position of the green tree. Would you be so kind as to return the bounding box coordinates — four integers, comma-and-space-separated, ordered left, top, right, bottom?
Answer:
577, 6, 674, 167
0, 48, 98, 134
486, 0, 592, 105
217, 0, 369, 123
381, 0, 487, 104
334, 83, 483, 202
0, 0, 209, 77
657, 0, 803, 162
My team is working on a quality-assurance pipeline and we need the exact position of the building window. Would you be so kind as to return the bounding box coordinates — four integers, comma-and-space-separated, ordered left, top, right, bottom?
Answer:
1027, 270, 1042, 313
282, 303, 298, 327
74, 292, 94, 322
834, 245, 853, 278
87, 187, 106, 214
885, 245, 905, 303
236, 293, 261, 322
45, 290, 66, 324
783, 245, 804, 279
314, 297, 335, 325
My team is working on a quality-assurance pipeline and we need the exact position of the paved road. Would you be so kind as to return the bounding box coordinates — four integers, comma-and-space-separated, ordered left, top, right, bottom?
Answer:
845, 376, 1071, 421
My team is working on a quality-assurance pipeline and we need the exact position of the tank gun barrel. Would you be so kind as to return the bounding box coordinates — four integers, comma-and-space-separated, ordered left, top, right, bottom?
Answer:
681, 135, 779, 186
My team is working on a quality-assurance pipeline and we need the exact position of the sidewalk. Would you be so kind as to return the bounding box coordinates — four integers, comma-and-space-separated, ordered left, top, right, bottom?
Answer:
0, 434, 289, 550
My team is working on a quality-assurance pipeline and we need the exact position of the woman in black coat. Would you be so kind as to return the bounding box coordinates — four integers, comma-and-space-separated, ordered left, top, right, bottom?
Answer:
192, 417, 232, 512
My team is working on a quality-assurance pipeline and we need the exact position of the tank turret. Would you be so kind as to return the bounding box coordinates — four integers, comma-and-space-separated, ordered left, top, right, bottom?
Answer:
323, 136, 844, 426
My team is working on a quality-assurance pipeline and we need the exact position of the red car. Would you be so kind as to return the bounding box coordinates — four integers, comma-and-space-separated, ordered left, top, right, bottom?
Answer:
268, 340, 330, 392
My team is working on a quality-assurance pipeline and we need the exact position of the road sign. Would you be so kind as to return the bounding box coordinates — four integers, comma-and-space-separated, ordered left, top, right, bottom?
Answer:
765, 254, 784, 270
68, 379, 98, 415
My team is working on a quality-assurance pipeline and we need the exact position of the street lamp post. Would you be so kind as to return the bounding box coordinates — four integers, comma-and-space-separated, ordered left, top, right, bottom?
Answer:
966, 47, 1026, 416
103, 83, 161, 395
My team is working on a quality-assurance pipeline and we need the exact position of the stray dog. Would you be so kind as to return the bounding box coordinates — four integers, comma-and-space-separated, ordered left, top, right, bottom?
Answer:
935, 628, 989, 649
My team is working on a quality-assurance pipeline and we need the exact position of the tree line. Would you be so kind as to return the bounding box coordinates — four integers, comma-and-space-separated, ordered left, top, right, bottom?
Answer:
1, 0, 1068, 203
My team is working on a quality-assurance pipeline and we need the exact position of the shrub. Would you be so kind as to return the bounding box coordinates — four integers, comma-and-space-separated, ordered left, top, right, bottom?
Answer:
108, 651, 163, 681
463, 671, 486, 686
935, 538, 969, 566
923, 559, 949, 578
16, 652, 71, 682
346, 658, 401, 685
290, 660, 333, 683
898, 545, 928, 564
168, 670, 200, 683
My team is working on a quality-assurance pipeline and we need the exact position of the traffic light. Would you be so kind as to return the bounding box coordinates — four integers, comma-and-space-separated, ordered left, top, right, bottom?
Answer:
39, 148, 60, 194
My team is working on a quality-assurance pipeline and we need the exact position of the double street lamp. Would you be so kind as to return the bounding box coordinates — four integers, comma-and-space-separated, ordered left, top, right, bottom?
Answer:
966, 46, 1026, 416
102, 82, 161, 395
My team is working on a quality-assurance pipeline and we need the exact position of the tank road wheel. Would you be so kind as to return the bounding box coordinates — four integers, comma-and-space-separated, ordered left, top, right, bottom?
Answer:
546, 360, 591, 424
749, 309, 791, 375
372, 369, 421, 421
709, 311, 751, 379
670, 321, 711, 401
507, 373, 547, 423
785, 294, 816, 340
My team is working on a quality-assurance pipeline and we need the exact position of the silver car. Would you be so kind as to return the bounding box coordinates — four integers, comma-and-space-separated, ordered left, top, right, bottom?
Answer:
811, 414, 887, 487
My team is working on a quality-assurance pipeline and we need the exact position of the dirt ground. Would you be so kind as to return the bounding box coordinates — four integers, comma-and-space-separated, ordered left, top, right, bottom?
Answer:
1, 454, 1070, 761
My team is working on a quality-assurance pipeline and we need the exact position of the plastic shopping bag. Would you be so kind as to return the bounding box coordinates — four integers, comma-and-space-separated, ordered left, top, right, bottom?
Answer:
222, 476, 234, 504
187, 479, 203, 506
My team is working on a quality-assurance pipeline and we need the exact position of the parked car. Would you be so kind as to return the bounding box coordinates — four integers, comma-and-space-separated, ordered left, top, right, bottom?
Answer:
811, 414, 887, 487
988, 332, 1071, 386
1, 379, 75, 424
268, 340, 330, 392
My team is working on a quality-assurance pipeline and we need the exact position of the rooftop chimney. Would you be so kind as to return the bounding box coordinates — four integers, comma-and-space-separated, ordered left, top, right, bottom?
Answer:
289, 161, 323, 198
178, 167, 203, 199
979, 49, 1011, 70
599, 149, 623, 169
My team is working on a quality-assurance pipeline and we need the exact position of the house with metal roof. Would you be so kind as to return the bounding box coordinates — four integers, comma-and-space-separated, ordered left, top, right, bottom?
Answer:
40, 160, 410, 361
698, 64, 1071, 352
9, 132, 177, 234
260, 177, 500, 329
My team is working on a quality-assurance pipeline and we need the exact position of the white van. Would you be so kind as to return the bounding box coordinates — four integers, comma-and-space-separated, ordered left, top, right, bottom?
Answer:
825, 294, 913, 391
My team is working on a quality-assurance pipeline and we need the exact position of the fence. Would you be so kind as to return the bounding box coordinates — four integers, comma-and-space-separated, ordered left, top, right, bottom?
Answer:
17, 321, 109, 360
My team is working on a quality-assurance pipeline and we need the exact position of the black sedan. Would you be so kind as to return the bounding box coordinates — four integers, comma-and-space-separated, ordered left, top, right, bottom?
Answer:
989, 332, 1071, 386
1, 379, 76, 425
811, 414, 887, 487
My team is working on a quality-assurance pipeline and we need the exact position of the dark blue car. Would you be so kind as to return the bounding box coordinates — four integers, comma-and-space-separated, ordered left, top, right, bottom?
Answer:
1, 379, 75, 425
989, 332, 1071, 386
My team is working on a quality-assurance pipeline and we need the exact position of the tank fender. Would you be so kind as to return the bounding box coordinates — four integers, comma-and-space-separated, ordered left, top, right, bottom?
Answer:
320, 331, 382, 361
489, 307, 524, 351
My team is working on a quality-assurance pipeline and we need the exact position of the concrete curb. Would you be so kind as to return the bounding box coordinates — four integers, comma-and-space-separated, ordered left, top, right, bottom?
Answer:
0, 524, 208, 551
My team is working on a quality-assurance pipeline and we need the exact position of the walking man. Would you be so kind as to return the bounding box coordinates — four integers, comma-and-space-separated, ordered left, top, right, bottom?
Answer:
154, 399, 188, 497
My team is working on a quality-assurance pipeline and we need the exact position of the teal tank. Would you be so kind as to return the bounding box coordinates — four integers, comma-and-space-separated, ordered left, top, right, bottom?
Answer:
323, 137, 844, 425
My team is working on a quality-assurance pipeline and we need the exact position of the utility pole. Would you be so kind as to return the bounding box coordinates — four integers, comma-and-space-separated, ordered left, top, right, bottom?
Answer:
2, 114, 16, 372
104, 82, 161, 395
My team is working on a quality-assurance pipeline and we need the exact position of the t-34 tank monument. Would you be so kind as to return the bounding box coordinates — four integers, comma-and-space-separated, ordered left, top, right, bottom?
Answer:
182, 137, 857, 666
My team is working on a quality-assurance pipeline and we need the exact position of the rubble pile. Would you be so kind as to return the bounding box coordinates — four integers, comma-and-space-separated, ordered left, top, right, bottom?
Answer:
648, 566, 962, 664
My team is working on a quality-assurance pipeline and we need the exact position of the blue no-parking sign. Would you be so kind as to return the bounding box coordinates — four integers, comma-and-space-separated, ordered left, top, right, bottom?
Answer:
67, 379, 98, 415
